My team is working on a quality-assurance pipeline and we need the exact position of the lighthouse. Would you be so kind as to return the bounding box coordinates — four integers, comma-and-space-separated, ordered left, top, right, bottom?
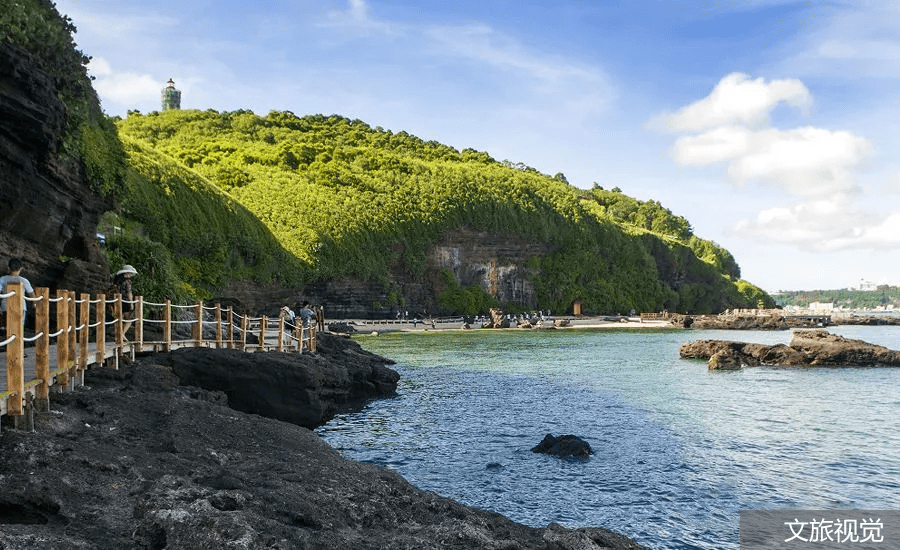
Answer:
161, 78, 181, 111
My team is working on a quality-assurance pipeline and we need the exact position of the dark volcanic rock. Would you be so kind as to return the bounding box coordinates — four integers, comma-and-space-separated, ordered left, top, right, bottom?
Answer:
0, 348, 645, 549
0, 41, 111, 293
532, 434, 594, 458
681, 329, 900, 369
153, 332, 399, 429
671, 312, 828, 330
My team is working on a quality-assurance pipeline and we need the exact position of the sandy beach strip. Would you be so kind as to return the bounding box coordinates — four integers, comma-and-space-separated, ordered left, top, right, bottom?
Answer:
342, 316, 677, 334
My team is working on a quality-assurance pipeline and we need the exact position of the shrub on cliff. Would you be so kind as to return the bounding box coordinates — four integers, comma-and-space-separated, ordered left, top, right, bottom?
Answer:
111, 138, 308, 300
1, 0, 125, 197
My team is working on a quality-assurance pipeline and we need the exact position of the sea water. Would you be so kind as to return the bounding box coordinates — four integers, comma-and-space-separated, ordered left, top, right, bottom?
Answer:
316, 326, 900, 549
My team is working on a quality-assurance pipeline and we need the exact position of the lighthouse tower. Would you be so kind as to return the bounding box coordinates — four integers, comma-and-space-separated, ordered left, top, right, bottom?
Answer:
161, 78, 181, 111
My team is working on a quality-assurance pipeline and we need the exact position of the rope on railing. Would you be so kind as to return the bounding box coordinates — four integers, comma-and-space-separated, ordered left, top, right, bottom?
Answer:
23, 331, 44, 343
49, 328, 66, 338
0, 290, 14, 299
48, 295, 64, 303
0, 334, 15, 347
24, 295, 42, 303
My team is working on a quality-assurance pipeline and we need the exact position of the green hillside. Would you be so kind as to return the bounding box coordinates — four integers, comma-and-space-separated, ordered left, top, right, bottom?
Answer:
114, 109, 772, 315
775, 287, 900, 310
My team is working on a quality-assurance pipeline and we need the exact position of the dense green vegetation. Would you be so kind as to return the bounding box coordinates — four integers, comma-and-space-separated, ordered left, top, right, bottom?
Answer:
775, 287, 900, 310
116, 109, 772, 314
101, 138, 307, 302
1, 0, 125, 196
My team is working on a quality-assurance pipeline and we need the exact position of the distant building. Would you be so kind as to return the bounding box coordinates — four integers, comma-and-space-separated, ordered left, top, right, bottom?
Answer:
161, 78, 181, 110
809, 301, 834, 312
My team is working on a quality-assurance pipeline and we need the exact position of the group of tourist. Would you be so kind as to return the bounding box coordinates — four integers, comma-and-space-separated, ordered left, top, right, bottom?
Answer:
2, 258, 328, 346
280, 302, 325, 331
0, 258, 138, 335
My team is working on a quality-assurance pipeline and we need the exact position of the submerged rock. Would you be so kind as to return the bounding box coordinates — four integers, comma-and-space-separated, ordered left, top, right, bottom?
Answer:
682, 329, 900, 369
532, 434, 594, 458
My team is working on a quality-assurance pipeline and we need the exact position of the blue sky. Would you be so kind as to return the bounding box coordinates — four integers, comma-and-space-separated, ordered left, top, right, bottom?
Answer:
54, 0, 900, 293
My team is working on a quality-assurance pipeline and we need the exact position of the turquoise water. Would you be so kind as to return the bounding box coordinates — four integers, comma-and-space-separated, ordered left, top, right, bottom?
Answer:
316, 326, 900, 549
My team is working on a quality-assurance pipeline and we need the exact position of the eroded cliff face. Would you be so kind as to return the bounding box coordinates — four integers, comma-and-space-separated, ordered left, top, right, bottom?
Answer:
427, 227, 550, 307
216, 228, 553, 319
0, 41, 110, 293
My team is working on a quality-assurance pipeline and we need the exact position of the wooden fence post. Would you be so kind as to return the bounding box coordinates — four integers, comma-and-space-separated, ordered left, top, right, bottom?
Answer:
226, 307, 234, 349
79, 292, 89, 376
114, 293, 124, 353
164, 299, 172, 352
6, 282, 24, 415
240, 314, 247, 350
259, 316, 268, 351
277, 316, 284, 352
95, 294, 106, 367
56, 289, 70, 387
67, 291, 76, 372
34, 287, 50, 412
309, 325, 317, 353
194, 301, 203, 346
215, 303, 222, 349
135, 296, 143, 353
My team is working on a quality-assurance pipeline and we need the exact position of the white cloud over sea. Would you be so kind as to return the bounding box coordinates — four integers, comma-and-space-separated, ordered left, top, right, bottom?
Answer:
650, 72, 897, 252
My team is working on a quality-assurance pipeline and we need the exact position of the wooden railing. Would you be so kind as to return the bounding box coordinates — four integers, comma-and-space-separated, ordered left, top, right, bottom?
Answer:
0, 282, 317, 427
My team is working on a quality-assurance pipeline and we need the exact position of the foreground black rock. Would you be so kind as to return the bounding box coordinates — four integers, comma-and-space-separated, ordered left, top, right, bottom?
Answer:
532, 434, 594, 458
0, 337, 645, 549
153, 335, 399, 429
681, 329, 900, 369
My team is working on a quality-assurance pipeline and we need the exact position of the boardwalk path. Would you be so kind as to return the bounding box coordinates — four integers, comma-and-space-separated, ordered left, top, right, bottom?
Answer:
1, 282, 315, 422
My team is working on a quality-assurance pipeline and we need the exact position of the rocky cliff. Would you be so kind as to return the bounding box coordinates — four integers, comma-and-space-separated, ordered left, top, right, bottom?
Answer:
215, 227, 553, 319
0, 40, 110, 292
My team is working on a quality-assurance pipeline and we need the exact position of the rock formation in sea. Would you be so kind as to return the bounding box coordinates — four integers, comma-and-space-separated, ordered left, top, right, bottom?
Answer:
532, 434, 594, 458
670, 311, 829, 330
681, 329, 900, 369
0, 333, 646, 549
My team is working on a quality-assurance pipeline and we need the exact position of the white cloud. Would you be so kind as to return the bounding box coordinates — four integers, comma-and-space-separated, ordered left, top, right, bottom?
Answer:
655, 71, 895, 252
320, 0, 402, 37
86, 57, 112, 77
424, 24, 615, 114
777, 0, 900, 78
727, 127, 870, 197
93, 72, 162, 105
672, 125, 870, 197
649, 72, 811, 132
737, 199, 900, 251
671, 126, 752, 166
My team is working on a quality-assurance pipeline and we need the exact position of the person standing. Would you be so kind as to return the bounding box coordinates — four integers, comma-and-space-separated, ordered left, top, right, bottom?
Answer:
114, 264, 137, 333
0, 258, 36, 331
299, 301, 315, 328
315, 303, 325, 332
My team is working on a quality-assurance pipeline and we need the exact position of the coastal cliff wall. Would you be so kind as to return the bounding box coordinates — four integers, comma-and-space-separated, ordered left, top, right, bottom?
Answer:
217, 228, 552, 318
0, 41, 110, 292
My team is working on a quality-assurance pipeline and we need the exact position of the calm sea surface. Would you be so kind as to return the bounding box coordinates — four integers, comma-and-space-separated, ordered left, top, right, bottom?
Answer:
316, 326, 900, 549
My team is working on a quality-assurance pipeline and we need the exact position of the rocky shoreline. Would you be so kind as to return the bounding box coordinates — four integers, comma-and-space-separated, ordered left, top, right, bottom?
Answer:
0, 333, 645, 549
681, 328, 900, 370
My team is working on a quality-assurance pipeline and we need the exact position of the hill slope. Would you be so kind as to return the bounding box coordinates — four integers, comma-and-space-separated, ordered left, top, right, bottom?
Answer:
115, 109, 772, 317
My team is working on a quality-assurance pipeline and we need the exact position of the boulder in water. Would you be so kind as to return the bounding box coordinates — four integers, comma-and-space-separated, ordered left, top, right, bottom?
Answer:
531, 434, 593, 458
